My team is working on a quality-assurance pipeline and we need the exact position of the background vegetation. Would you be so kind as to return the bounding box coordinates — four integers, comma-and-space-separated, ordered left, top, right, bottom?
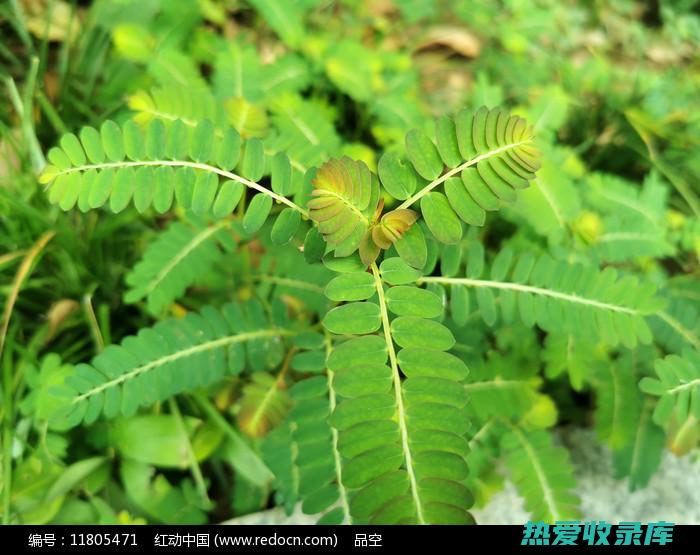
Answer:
1, 0, 699, 524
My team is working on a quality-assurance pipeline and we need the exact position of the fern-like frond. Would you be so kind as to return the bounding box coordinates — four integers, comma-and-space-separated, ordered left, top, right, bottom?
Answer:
130, 83, 312, 178
542, 335, 601, 392
502, 426, 581, 523
39, 119, 306, 230
124, 219, 232, 315
640, 349, 700, 426
612, 402, 665, 491
464, 378, 541, 421
214, 42, 253, 97
130, 85, 269, 139
379, 106, 541, 244
146, 48, 208, 90
581, 172, 674, 262
261, 360, 353, 524
422, 245, 663, 348
253, 244, 333, 314
463, 352, 543, 422
48, 301, 293, 428
464, 420, 502, 507
585, 171, 668, 227
651, 299, 700, 352
247, 0, 307, 48
129, 85, 230, 129
260, 422, 299, 514
266, 93, 340, 169
237, 372, 292, 438
318, 261, 474, 524
505, 148, 580, 243
591, 217, 675, 263
593, 364, 642, 449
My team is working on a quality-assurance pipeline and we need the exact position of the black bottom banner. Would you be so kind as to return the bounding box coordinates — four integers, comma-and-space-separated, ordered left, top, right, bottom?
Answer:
6, 524, 696, 554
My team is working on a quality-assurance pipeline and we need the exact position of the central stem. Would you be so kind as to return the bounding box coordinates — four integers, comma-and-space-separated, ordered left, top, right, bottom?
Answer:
52, 160, 308, 217
370, 262, 425, 524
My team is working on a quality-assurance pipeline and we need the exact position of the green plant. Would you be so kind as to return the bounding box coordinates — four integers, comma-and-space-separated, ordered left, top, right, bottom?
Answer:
38, 103, 549, 524
2, 0, 699, 527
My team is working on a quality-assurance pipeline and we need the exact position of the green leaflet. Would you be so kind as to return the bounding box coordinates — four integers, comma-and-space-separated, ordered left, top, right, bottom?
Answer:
397, 349, 469, 381
377, 151, 417, 200
385, 286, 442, 318
323, 302, 381, 335
325, 272, 376, 301
390, 316, 455, 350
421, 192, 463, 244
49, 301, 292, 428
242, 194, 273, 234
239, 138, 265, 181
394, 223, 428, 269
270, 152, 293, 195
440, 243, 463, 277
212, 180, 244, 218
379, 257, 423, 285
124, 219, 231, 315
405, 128, 443, 180
270, 207, 302, 245
303, 227, 327, 264
322, 253, 366, 273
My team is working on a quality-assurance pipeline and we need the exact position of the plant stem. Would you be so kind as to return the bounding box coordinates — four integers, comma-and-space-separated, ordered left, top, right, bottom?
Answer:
396, 140, 528, 211
192, 393, 274, 485
323, 331, 352, 524
72, 329, 293, 404
370, 262, 425, 524
0, 231, 55, 363
82, 293, 104, 353
2, 348, 13, 524
50, 160, 308, 217
418, 276, 638, 314
168, 398, 210, 505
5, 57, 45, 173
36, 90, 68, 134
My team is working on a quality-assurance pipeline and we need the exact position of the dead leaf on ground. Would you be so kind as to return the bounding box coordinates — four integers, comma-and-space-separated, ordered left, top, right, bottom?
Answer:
23, 0, 81, 42
45, 299, 80, 342
415, 26, 481, 58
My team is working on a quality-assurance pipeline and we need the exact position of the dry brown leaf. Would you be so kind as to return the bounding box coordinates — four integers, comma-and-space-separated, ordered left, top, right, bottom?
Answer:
45, 299, 79, 342
0, 231, 55, 360
415, 26, 481, 58
23, 0, 81, 42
